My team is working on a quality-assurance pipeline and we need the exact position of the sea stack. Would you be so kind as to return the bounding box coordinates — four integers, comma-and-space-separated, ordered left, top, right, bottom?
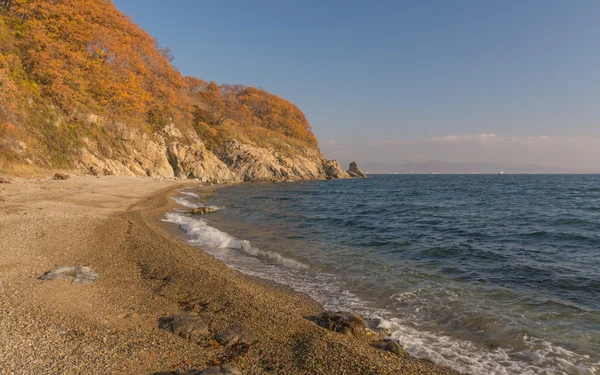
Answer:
347, 161, 367, 178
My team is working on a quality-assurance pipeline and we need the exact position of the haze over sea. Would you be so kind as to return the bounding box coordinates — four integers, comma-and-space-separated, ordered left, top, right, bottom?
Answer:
165, 175, 600, 375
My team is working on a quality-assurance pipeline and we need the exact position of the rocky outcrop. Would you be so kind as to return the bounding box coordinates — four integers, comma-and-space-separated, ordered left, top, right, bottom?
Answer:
323, 160, 349, 179
166, 142, 237, 183
216, 140, 350, 182
346, 161, 367, 178
71, 122, 355, 183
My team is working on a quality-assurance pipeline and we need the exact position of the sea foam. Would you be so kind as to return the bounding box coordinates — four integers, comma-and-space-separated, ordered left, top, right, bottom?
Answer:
171, 196, 223, 211
179, 190, 200, 199
163, 213, 308, 269
374, 316, 598, 375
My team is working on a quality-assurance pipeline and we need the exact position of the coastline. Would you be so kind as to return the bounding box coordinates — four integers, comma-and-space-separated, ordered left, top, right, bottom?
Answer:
0, 176, 459, 374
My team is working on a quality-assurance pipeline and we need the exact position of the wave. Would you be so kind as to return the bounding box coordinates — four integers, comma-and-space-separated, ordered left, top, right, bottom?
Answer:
171, 196, 201, 208
163, 213, 308, 269
179, 190, 200, 199
171, 196, 223, 211
377, 316, 598, 375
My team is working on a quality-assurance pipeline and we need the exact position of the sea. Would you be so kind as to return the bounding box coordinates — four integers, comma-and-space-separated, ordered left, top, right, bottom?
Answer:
163, 174, 600, 375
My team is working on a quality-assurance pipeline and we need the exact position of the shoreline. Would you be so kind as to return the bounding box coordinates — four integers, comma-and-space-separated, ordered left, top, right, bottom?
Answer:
0, 176, 459, 374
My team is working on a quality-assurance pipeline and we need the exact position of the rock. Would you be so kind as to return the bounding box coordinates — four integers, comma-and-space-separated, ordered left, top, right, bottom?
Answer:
52, 173, 70, 180
372, 339, 407, 357
322, 160, 349, 179
67, 122, 358, 182
185, 364, 243, 375
167, 141, 237, 183
346, 161, 367, 178
217, 140, 350, 182
158, 313, 209, 342
188, 206, 216, 215
39, 266, 99, 284
89, 166, 99, 176
315, 311, 369, 338
215, 324, 257, 347
0, 176, 9, 183
385, 340, 406, 357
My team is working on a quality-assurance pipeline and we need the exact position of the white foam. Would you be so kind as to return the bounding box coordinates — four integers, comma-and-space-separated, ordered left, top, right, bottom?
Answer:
171, 196, 201, 208
179, 190, 200, 199
372, 316, 599, 375
163, 213, 308, 269
171, 196, 223, 211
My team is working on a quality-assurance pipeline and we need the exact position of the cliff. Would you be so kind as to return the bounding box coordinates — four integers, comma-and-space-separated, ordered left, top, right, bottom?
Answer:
0, 0, 356, 182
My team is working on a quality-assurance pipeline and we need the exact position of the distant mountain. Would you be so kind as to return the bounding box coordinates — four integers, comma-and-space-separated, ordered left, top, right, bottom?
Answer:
362, 161, 575, 174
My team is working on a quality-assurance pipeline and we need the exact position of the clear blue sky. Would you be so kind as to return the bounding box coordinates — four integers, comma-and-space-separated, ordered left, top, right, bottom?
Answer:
113, 0, 600, 170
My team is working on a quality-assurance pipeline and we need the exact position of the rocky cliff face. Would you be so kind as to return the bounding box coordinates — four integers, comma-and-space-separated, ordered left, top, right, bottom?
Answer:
73, 120, 350, 183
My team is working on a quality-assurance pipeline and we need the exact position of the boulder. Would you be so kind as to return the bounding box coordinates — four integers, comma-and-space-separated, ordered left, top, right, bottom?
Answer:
185, 364, 243, 375
315, 311, 369, 338
158, 313, 209, 342
346, 161, 367, 178
215, 324, 257, 347
373, 340, 407, 357
385, 340, 406, 357
52, 173, 70, 180
39, 266, 99, 284
189, 206, 216, 215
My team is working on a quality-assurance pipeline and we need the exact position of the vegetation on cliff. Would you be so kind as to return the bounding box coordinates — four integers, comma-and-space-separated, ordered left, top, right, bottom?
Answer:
0, 0, 318, 173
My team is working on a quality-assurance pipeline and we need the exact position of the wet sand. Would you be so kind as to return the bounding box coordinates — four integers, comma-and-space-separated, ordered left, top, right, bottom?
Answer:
0, 175, 460, 375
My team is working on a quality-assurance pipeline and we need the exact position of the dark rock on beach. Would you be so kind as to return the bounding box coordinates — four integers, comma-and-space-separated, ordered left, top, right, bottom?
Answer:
189, 206, 216, 215
215, 324, 257, 347
373, 340, 407, 357
184, 364, 243, 375
39, 265, 99, 284
385, 340, 406, 357
52, 173, 70, 180
315, 311, 370, 338
158, 313, 209, 342
346, 161, 367, 178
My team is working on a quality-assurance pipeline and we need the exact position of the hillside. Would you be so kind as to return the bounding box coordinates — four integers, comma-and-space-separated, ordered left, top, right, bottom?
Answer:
0, 0, 352, 181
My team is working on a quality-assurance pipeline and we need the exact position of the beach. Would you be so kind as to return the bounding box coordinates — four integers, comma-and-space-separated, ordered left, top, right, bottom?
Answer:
0, 176, 458, 375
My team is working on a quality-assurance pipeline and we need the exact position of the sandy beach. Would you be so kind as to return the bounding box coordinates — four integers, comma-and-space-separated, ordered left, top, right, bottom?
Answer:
0, 176, 459, 375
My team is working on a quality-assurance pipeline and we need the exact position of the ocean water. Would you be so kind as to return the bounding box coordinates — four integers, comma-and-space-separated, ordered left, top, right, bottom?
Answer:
163, 175, 600, 375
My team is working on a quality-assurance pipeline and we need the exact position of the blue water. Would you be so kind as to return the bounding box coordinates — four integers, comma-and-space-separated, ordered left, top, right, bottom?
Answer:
164, 175, 600, 374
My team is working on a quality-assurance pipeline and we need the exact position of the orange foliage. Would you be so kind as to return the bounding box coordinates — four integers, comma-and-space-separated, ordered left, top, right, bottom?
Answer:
187, 81, 318, 147
4, 0, 183, 118
0, 0, 319, 157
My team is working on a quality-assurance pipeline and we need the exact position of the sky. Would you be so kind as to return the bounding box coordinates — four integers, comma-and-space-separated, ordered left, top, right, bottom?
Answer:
113, 0, 600, 172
